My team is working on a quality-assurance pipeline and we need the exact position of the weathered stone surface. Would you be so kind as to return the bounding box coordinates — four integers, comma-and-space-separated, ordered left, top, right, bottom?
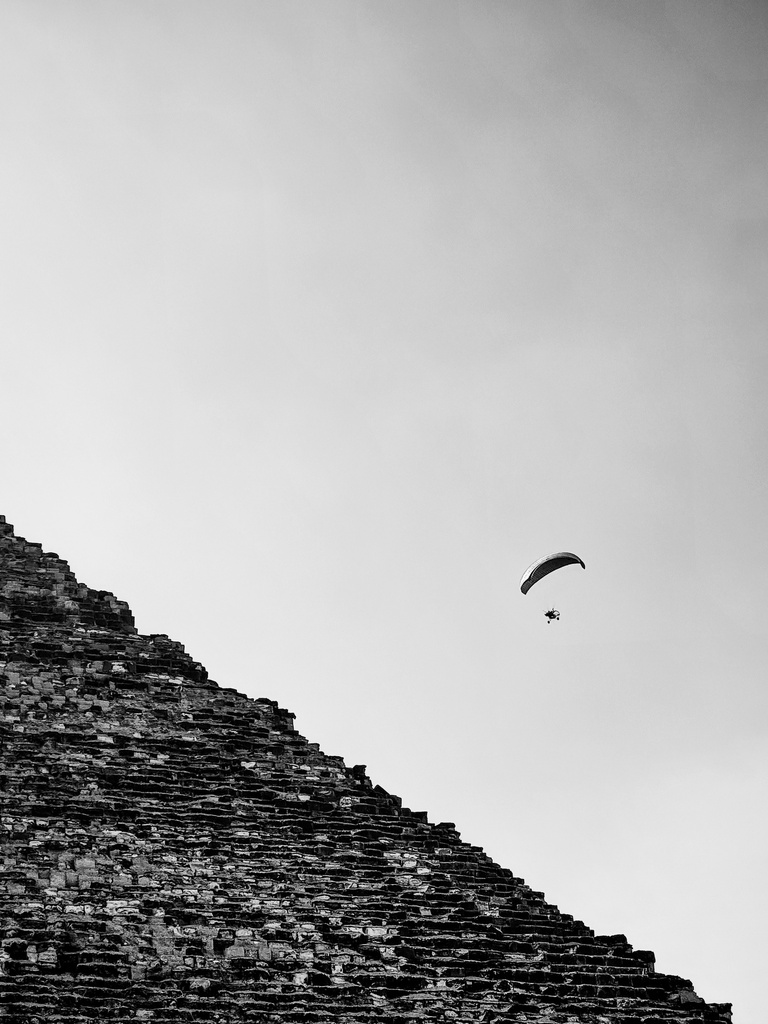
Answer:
1, 515, 731, 1022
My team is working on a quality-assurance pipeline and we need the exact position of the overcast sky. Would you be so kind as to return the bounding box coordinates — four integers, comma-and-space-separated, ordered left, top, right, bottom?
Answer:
2, 2, 767, 1019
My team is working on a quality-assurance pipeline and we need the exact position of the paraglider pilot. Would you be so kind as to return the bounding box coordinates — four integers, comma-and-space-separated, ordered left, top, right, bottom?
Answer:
544, 608, 560, 623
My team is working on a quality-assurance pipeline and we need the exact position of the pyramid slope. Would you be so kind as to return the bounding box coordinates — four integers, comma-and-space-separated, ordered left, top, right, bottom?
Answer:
0, 516, 731, 1023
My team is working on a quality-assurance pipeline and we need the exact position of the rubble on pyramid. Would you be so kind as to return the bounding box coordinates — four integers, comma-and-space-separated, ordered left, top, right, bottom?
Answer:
0, 515, 731, 1022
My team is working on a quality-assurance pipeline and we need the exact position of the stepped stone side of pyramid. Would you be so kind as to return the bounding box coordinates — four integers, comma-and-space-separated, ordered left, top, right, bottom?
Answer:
0, 516, 731, 1023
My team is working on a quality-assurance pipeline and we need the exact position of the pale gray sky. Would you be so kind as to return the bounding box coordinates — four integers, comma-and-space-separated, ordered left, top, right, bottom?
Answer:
2, 2, 767, 1019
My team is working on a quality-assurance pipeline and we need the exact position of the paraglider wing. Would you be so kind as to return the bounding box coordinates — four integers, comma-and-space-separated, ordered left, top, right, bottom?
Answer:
520, 551, 585, 595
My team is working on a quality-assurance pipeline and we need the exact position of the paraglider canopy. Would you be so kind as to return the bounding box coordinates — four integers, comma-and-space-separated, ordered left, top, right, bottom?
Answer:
520, 551, 585, 595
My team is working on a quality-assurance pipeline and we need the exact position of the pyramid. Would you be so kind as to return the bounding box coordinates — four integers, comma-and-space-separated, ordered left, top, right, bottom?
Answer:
0, 516, 731, 1023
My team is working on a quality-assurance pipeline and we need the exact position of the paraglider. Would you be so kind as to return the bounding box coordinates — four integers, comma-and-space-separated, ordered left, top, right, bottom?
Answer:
520, 551, 585, 622
520, 551, 585, 595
